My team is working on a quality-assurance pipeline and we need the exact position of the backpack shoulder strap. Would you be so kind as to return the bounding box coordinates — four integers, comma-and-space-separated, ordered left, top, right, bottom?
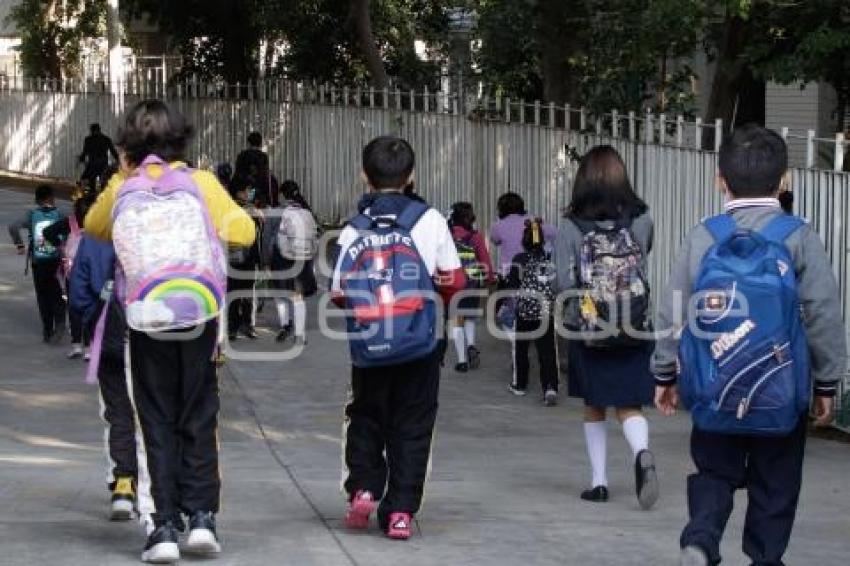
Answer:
395, 201, 430, 230
703, 214, 737, 242
759, 214, 805, 243
348, 213, 372, 231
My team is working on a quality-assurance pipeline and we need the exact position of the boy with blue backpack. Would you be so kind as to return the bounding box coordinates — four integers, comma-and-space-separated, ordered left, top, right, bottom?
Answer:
653, 125, 846, 566
331, 136, 465, 540
8, 184, 67, 343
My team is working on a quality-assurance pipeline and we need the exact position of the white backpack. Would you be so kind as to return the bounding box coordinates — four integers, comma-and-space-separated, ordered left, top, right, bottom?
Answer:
277, 204, 317, 260
111, 156, 227, 332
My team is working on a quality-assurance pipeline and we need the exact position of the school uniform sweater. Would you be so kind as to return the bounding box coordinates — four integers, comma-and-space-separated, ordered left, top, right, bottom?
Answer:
652, 198, 846, 396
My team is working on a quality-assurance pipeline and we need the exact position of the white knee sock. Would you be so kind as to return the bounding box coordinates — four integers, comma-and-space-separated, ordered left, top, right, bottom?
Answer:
276, 299, 290, 329
463, 319, 476, 347
583, 421, 608, 487
622, 415, 649, 459
452, 325, 467, 363
293, 299, 306, 337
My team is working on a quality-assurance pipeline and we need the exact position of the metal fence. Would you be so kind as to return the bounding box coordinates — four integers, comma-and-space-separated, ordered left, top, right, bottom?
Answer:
1, 80, 849, 408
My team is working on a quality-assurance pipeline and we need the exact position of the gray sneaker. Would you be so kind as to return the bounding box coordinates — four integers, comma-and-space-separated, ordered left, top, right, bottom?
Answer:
680, 545, 708, 566
544, 389, 558, 406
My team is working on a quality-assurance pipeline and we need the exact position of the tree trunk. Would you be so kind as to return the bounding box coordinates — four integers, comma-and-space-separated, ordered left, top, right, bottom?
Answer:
536, 0, 584, 110
350, 0, 388, 89
704, 10, 750, 143
221, 0, 260, 86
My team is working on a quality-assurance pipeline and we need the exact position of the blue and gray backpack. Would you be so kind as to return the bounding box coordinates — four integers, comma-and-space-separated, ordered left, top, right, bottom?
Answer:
30, 207, 62, 262
679, 213, 810, 436
338, 200, 437, 367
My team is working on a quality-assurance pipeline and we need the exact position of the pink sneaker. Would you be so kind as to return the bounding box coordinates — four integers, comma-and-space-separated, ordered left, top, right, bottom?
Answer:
385, 512, 412, 540
344, 490, 376, 530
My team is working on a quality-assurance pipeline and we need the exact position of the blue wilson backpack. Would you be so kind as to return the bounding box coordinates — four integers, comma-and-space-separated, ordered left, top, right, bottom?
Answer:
30, 208, 62, 262
338, 201, 437, 367
678, 213, 810, 436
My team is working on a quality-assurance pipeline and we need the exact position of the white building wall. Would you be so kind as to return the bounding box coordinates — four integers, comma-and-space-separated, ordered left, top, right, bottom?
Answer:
765, 82, 823, 167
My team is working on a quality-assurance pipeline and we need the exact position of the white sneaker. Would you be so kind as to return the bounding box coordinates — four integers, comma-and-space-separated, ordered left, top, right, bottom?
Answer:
67, 344, 83, 359
680, 545, 709, 566
84, 347, 91, 361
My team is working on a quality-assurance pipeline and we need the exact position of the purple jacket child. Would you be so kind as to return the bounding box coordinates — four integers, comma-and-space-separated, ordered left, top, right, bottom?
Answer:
490, 214, 557, 276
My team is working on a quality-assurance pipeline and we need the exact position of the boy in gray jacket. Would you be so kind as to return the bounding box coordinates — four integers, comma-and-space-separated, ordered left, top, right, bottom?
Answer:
653, 125, 845, 566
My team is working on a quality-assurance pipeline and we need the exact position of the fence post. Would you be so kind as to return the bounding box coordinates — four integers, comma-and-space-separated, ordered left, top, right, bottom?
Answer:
714, 118, 723, 152
595, 117, 602, 135
695, 118, 703, 150
658, 113, 666, 145
628, 111, 636, 140
580, 107, 587, 131
505, 98, 511, 123
565, 104, 571, 131
781, 127, 789, 141
549, 102, 555, 128
395, 88, 402, 110
409, 89, 415, 111
834, 133, 845, 172
534, 101, 540, 126
369, 86, 375, 108
383, 87, 389, 109
645, 109, 653, 144
806, 130, 815, 168
424, 86, 429, 112
676, 115, 684, 147
611, 110, 619, 138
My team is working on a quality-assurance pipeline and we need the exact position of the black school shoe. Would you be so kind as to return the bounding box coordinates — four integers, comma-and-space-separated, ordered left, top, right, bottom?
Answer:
467, 346, 481, 369
635, 449, 659, 510
580, 486, 609, 502
141, 521, 181, 564
183, 511, 222, 556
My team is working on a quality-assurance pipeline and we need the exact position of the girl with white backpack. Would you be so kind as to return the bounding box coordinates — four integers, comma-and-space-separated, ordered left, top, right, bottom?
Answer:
262, 180, 318, 344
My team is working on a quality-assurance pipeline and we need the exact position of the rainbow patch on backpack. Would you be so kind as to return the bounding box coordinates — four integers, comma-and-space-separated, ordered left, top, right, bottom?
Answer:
126, 271, 223, 329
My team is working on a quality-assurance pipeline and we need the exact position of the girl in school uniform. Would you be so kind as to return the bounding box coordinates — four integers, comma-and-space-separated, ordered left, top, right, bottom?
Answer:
554, 145, 659, 510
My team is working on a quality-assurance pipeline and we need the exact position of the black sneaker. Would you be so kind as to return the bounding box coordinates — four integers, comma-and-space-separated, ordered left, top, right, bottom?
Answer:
276, 324, 293, 343
580, 485, 609, 502
467, 346, 481, 369
455, 362, 469, 373
227, 332, 238, 342
240, 325, 259, 340
141, 522, 180, 564
183, 511, 221, 556
635, 449, 659, 510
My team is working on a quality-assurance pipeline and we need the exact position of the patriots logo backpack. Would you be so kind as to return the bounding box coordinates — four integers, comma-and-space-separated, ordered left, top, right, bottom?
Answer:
111, 155, 227, 332
338, 200, 437, 367
678, 213, 810, 436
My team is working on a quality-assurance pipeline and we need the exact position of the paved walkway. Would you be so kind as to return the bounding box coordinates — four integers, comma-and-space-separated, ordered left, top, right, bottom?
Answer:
0, 187, 847, 565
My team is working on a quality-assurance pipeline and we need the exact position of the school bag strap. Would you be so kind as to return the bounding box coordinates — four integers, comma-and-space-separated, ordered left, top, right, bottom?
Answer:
703, 214, 737, 242
348, 213, 372, 231
759, 214, 805, 243
394, 200, 430, 230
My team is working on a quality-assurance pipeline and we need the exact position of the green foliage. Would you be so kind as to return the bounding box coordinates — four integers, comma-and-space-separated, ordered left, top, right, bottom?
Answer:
8, 0, 107, 79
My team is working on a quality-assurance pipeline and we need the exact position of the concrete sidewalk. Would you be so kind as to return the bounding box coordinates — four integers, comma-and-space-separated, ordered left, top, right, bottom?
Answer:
0, 187, 847, 565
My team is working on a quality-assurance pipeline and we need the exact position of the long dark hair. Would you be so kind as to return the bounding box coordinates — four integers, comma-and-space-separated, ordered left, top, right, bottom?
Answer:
449, 202, 476, 230
566, 145, 647, 221
281, 179, 311, 211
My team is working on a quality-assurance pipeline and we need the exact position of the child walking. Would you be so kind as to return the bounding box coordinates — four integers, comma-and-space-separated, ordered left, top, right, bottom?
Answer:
448, 202, 493, 372
555, 145, 658, 509
8, 184, 67, 343
331, 136, 464, 540
263, 180, 318, 344
44, 195, 91, 359
85, 100, 255, 563
69, 225, 138, 521
653, 125, 845, 566
506, 218, 558, 405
